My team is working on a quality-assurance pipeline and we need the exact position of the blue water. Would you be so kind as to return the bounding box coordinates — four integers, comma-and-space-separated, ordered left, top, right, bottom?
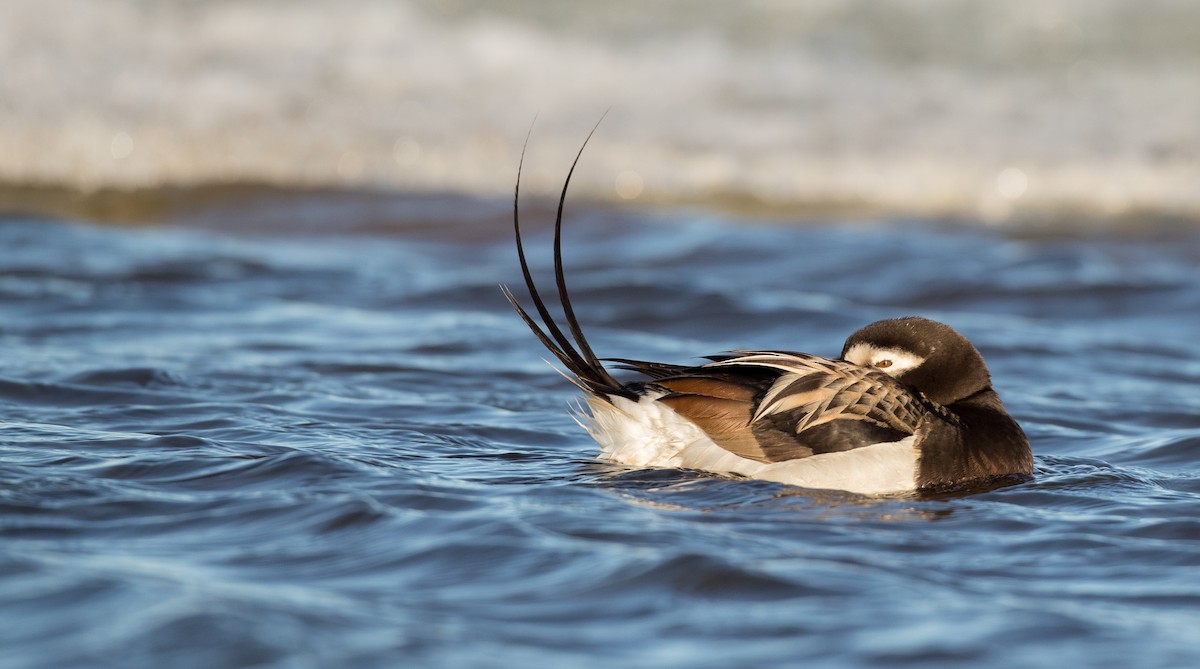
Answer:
2, 198, 1199, 668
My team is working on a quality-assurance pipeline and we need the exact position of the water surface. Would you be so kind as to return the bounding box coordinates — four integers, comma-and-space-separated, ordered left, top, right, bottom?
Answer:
2, 199, 1199, 668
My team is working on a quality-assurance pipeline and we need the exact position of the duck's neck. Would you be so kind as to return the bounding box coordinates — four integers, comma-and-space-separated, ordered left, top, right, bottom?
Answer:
916, 389, 1033, 488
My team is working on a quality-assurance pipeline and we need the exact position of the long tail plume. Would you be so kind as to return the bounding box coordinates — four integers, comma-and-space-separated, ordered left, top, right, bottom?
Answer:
501, 117, 635, 401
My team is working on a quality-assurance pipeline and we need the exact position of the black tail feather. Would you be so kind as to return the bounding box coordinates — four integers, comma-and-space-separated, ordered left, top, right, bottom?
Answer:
606, 358, 690, 380
503, 120, 635, 401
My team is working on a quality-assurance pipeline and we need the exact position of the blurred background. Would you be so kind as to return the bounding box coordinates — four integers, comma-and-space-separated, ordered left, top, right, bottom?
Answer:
2, 0, 1198, 224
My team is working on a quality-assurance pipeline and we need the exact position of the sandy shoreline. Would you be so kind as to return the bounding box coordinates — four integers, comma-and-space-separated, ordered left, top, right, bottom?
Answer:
6, 181, 1198, 241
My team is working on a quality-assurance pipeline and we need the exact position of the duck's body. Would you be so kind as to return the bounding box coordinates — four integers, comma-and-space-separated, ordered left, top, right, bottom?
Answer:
578, 346, 1030, 494
581, 388, 922, 496
504, 132, 1032, 495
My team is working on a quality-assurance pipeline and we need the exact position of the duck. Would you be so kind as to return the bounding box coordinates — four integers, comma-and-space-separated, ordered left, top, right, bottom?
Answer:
503, 132, 1033, 495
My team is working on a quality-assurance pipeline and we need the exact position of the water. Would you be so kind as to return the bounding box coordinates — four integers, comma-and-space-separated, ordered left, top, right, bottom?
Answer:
2, 195, 1199, 668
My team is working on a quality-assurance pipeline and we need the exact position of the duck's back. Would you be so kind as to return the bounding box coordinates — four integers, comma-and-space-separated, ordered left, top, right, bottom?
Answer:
587, 351, 939, 494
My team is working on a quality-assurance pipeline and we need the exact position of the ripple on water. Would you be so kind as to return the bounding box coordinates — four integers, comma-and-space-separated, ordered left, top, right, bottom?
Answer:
1, 213, 1199, 668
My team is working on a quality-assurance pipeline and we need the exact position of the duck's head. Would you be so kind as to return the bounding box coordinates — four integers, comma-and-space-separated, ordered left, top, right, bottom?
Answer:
841, 316, 992, 406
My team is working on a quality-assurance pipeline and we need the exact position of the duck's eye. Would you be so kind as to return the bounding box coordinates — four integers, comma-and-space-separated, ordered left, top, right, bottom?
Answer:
874, 359, 893, 369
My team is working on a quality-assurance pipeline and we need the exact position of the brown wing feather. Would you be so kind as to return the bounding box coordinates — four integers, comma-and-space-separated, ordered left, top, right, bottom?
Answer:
650, 351, 935, 464
656, 376, 758, 402
655, 376, 785, 462
712, 352, 927, 433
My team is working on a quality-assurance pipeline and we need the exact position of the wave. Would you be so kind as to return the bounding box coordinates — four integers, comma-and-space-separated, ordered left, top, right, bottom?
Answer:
2, 1, 1199, 223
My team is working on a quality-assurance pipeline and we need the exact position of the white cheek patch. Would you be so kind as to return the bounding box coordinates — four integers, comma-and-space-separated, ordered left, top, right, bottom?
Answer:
843, 343, 925, 376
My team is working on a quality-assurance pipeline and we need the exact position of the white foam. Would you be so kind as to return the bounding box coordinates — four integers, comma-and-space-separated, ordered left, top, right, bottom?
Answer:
2, 0, 1198, 221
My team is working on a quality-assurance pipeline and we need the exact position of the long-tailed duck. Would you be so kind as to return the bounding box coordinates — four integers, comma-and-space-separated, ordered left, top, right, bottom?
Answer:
503, 133, 1032, 495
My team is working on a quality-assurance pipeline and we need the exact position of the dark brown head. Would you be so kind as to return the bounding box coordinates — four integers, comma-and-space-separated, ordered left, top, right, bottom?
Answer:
840, 316, 992, 406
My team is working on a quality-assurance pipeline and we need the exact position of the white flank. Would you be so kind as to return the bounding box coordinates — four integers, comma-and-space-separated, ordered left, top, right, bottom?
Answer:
580, 394, 918, 496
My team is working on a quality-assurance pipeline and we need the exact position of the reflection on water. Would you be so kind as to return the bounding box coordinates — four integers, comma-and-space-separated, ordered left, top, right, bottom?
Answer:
1, 198, 1199, 668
